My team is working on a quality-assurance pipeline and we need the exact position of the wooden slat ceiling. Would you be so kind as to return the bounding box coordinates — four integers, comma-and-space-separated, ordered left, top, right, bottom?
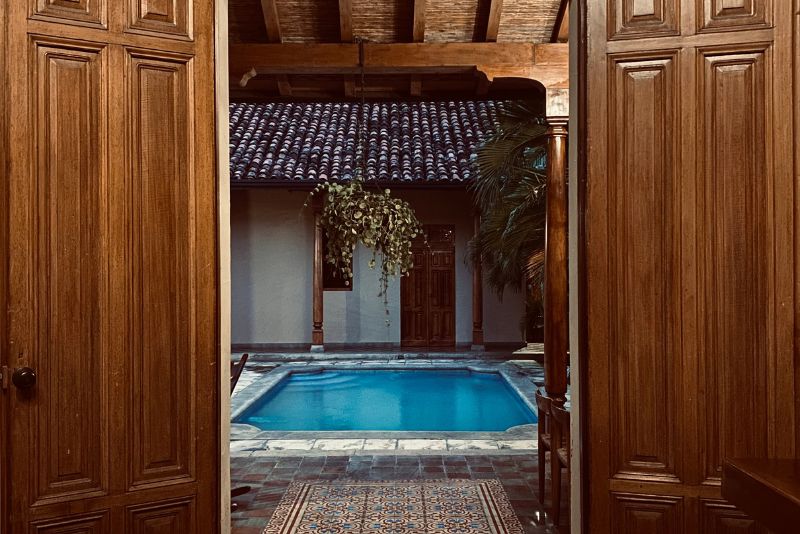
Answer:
496, 0, 561, 42
229, 0, 568, 100
351, 0, 414, 42
424, 0, 487, 42
276, 0, 341, 43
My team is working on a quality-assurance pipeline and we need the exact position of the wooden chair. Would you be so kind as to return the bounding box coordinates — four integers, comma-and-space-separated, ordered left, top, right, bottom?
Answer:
231, 353, 249, 394
231, 354, 250, 511
550, 403, 571, 527
534, 390, 552, 503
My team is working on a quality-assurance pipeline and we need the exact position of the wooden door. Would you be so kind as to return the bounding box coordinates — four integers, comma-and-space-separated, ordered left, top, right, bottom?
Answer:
401, 225, 456, 348
401, 248, 429, 346
427, 249, 456, 347
1, 1, 219, 532
582, 0, 797, 531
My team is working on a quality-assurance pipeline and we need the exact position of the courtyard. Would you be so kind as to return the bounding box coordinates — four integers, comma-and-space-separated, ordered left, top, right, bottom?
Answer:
3, 0, 797, 531
228, 353, 569, 533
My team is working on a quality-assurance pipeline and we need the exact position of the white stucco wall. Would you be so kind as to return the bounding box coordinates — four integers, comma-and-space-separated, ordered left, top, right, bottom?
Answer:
323, 245, 401, 344
231, 189, 313, 344
230, 187, 525, 347
483, 279, 527, 343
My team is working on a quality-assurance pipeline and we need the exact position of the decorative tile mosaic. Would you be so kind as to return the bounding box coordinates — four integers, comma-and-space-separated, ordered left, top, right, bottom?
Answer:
231, 454, 565, 534
263, 479, 525, 534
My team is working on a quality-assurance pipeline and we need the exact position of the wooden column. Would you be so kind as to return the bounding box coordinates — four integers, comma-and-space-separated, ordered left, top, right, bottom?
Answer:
543, 117, 568, 403
311, 195, 324, 351
472, 211, 485, 350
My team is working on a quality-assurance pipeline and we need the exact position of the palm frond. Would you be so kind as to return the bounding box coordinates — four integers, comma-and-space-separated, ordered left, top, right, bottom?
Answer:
468, 101, 549, 298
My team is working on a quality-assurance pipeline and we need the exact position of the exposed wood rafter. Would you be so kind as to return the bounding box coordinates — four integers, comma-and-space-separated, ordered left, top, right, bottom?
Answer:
479, 0, 504, 95
276, 78, 293, 96
231, 42, 567, 73
410, 78, 423, 96
485, 0, 503, 42
343, 78, 356, 98
259, 0, 292, 96
411, 0, 427, 95
339, 0, 356, 97
339, 0, 353, 41
231, 42, 569, 99
260, 0, 282, 42
412, 0, 426, 42
551, 0, 569, 43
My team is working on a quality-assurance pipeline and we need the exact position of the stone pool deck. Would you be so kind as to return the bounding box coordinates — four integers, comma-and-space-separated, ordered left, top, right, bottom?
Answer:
230, 358, 546, 456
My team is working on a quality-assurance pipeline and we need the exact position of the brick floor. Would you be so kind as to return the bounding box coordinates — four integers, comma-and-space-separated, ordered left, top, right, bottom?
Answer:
230, 454, 569, 534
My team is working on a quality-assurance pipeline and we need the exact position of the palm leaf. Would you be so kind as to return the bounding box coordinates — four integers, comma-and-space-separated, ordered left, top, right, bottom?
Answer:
468, 101, 549, 299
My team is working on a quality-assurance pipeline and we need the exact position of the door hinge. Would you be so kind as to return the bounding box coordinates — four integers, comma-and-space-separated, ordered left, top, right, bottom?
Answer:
1, 366, 9, 390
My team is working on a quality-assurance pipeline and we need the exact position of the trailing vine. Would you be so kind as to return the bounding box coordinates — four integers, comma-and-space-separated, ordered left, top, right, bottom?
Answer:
306, 180, 425, 309
305, 40, 424, 321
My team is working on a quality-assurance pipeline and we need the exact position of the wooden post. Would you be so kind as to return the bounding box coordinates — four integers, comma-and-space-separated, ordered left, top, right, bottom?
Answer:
311, 195, 324, 352
472, 211, 485, 351
544, 117, 568, 403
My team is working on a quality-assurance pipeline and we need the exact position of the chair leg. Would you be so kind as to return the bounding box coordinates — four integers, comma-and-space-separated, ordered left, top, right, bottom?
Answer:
232, 485, 251, 498
551, 452, 562, 527
537, 441, 546, 502
231, 485, 251, 512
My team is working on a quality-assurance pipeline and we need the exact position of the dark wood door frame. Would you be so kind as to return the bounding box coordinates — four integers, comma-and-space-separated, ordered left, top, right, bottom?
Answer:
575, 2, 589, 531
0, 1, 7, 531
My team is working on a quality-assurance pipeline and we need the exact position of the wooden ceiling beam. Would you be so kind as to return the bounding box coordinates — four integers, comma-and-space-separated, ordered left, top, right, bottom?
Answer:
231, 42, 567, 74
412, 0, 426, 42
485, 0, 503, 42
259, 0, 291, 96
338, 0, 355, 97
239, 67, 479, 84
260, 0, 282, 43
411, 0, 426, 95
410, 78, 423, 96
276, 77, 293, 96
231, 43, 569, 97
479, 0, 503, 100
551, 0, 569, 42
338, 0, 353, 41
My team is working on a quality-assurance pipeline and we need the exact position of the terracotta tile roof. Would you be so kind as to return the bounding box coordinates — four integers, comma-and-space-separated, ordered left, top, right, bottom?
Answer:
229, 100, 503, 184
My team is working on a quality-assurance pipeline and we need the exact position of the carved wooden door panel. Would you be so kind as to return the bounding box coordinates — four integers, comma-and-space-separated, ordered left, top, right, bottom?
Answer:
401, 249, 429, 347
401, 225, 455, 348
583, 0, 797, 531
2, 1, 219, 532
427, 250, 456, 347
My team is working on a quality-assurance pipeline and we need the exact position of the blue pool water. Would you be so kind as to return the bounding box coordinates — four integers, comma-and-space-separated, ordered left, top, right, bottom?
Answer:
237, 370, 537, 431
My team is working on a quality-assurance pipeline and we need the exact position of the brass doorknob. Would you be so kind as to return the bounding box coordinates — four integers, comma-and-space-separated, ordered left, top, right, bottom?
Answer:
11, 367, 36, 389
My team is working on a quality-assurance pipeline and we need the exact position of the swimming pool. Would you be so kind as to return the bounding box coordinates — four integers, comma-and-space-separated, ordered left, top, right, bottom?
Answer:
235, 369, 537, 432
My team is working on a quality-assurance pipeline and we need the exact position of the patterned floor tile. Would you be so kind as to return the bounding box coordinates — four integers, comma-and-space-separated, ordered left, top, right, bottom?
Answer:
231, 454, 569, 534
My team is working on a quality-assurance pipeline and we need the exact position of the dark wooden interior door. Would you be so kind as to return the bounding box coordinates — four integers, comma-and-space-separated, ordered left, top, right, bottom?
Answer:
401, 248, 429, 346
401, 225, 456, 348
427, 249, 456, 347
582, 0, 798, 531
2, 1, 219, 532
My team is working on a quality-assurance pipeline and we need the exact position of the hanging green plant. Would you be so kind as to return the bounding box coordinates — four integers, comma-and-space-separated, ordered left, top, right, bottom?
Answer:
306, 180, 425, 304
